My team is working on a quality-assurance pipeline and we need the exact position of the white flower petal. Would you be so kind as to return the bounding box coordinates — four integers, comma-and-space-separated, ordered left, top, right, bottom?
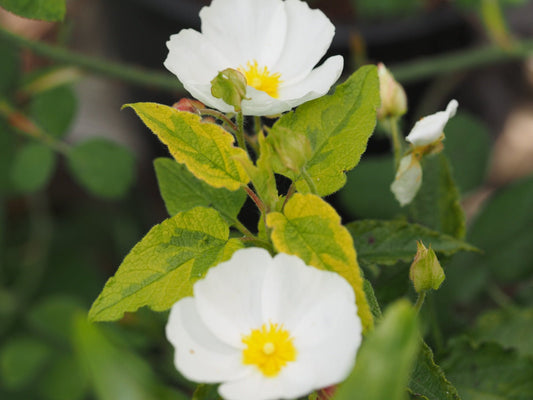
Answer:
166, 248, 363, 400
200, 0, 287, 67
260, 254, 361, 390
273, 0, 335, 82
240, 55, 343, 116
164, 29, 229, 84
219, 370, 286, 400
391, 154, 423, 206
278, 55, 343, 102
166, 298, 249, 382
164, 0, 343, 115
193, 248, 272, 347
406, 99, 459, 147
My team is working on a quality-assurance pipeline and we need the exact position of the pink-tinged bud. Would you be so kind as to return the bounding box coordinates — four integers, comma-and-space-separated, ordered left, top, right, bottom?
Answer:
172, 98, 205, 114
376, 63, 407, 120
409, 241, 445, 293
317, 385, 337, 400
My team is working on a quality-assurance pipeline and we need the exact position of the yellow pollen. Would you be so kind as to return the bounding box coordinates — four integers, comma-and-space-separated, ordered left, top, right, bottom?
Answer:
263, 342, 275, 355
238, 60, 282, 98
242, 322, 297, 377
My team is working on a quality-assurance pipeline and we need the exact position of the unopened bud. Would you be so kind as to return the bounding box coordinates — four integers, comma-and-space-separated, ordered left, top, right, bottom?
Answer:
172, 98, 205, 115
210, 68, 249, 112
317, 385, 337, 400
376, 63, 407, 120
409, 241, 445, 293
269, 127, 312, 173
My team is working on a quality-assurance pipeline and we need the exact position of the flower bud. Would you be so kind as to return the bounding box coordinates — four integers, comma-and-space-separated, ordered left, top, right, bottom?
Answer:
317, 385, 337, 400
269, 127, 312, 173
376, 63, 407, 120
210, 68, 249, 112
409, 241, 445, 293
172, 98, 205, 115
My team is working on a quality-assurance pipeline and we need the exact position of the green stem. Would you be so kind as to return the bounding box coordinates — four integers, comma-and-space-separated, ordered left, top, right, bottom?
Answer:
254, 116, 262, 136
414, 291, 427, 313
391, 39, 533, 83
199, 108, 238, 133
0, 26, 181, 93
481, 0, 512, 47
5, 24, 533, 93
282, 183, 296, 212
301, 168, 318, 195
233, 220, 255, 239
244, 186, 266, 213
388, 117, 403, 168
235, 111, 246, 150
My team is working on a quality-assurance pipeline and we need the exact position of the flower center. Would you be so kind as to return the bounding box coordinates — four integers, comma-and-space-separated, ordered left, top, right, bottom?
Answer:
238, 60, 282, 99
242, 322, 297, 377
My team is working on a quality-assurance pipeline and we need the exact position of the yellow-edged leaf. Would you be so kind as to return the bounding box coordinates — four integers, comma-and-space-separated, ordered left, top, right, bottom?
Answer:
266, 193, 373, 333
125, 102, 249, 190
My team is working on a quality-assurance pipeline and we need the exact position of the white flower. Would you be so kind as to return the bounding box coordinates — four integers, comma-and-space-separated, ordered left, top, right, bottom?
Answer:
166, 247, 361, 400
390, 154, 422, 207
406, 100, 459, 147
164, 0, 343, 116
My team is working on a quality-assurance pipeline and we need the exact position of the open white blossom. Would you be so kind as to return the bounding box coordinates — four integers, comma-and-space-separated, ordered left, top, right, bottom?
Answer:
166, 247, 361, 400
406, 100, 459, 147
164, 0, 343, 116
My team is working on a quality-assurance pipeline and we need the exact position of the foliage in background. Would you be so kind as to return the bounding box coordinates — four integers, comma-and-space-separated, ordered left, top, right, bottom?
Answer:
1, 0, 533, 399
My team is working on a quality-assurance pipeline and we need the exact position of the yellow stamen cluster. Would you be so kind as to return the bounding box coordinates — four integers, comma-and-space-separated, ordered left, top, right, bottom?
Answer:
242, 322, 297, 377
239, 60, 282, 98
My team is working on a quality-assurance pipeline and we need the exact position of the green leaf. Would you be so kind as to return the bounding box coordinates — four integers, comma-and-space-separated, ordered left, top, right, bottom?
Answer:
38, 354, 88, 400
154, 157, 246, 224
89, 207, 243, 322
0, 39, 20, 95
26, 295, 84, 342
29, 85, 77, 138
268, 65, 379, 196
0, 0, 66, 21
193, 384, 222, 400
334, 300, 419, 400
464, 174, 533, 282
409, 154, 465, 239
266, 193, 373, 333
125, 102, 249, 191
409, 341, 461, 400
10, 142, 56, 193
346, 220, 477, 266
469, 307, 533, 358
73, 314, 187, 400
338, 155, 401, 219
0, 337, 52, 390
66, 138, 135, 199
0, 119, 16, 192
444, 113, 491, 194
442, 339, 533, 400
